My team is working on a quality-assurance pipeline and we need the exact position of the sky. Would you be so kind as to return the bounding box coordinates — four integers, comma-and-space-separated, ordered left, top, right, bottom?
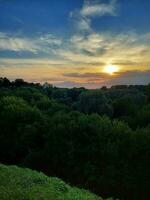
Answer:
0, 0, 150, 88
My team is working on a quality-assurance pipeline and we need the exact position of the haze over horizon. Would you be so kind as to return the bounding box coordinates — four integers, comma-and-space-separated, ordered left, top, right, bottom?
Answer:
0, 0, 150, 88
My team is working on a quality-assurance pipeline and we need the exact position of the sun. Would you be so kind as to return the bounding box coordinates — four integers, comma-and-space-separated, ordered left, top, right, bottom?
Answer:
104, 64, 119, 75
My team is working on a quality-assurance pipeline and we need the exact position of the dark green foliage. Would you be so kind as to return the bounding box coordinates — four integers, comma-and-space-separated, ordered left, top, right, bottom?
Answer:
0, 77, 150, 200
134, 104, 150, 127
0, 77, 11, 87
0, 96, 47, 164
75, 90, 113, 117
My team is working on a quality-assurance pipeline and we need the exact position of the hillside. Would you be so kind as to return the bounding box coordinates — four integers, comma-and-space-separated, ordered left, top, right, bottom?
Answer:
0, 79, 150, 199
0, 164, 114, 200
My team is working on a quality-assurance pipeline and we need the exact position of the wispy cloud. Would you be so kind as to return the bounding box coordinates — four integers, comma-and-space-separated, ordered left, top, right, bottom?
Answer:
70, 0, 118, 32
0, 30, 150, 71
81, 0, 117, 17
53, 31, 150, 72
0, 32, 62, 54
0, 58, 69, 66
76, 18, 92, 32
0, 32, 37, 53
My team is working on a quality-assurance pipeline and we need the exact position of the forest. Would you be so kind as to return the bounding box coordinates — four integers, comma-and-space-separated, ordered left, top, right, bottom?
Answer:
0, 77, 150, 200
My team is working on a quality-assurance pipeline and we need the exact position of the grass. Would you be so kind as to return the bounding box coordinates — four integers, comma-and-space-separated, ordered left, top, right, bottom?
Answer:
0, 164, 116, 200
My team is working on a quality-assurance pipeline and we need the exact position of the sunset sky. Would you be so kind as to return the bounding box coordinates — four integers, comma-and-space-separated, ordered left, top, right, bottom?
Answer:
0, 0, 150, 88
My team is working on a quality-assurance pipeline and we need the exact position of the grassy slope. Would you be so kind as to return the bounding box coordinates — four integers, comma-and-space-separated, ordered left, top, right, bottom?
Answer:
0, 164, 115, 200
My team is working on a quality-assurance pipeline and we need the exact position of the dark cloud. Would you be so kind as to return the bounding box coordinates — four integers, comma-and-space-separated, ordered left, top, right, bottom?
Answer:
104, 70, 150, 86
62, 70, 150, 88
81, 48, 106, 56
112, 61, 139, 66
81, 49, 95, 56
63, 72, 108, 78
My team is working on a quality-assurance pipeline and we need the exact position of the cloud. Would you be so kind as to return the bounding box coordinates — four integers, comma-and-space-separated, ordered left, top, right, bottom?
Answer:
0, 32, 62, 54
60, 70, 150, 88
76, 18, 92, 32
53, 31, 150, 71
69, 33, 108, 58
112, 61, 150, 67
106, 70, 150, 86
70, 0, 118, 32
1, 30, 150, 72
39, 34, 62, 46
0, 29, 150, 88
64, 72, 108, 78
1, 58, 150, 87
0, 58, 70, 66
81, 0, 117, 17
0, 32, 37, 53
70, 9, 92, 32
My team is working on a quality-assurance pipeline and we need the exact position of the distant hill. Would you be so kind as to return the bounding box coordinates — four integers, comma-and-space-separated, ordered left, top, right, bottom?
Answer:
0, 164, 115, 200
